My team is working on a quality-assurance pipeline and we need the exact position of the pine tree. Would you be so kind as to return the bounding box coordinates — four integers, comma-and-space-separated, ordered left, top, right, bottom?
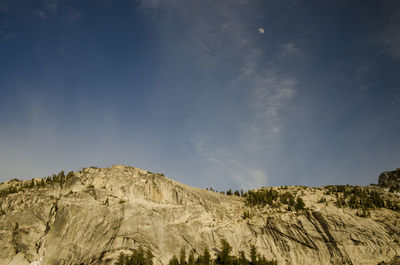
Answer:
216, 239, 232, 265
169, 255, 180, 265
115, 252, 125, 265
295, 197, 305, 211
250, 245, 257, 265
202, 247, 211, 265
188, 251, 195, 265
179, 247, 186, 265
239, 251, 248, 265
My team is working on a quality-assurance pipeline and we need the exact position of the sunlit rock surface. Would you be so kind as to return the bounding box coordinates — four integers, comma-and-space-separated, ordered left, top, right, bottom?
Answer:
0, 165, 399, 265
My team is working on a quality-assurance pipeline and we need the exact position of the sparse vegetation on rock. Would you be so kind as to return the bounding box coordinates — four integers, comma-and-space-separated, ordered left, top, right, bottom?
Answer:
244, 188, 306, 212
326, 185, 400, 212
0, 170, 75, 198
167, 240, 277, 265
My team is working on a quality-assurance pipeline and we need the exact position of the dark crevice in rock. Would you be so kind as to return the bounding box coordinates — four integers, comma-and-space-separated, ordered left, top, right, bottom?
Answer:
265, 217, 317, 250
35, 199, 59, 255
350, 238, 365, 246
311, 211, 353, 264
98, 205, 125, 262
246, 222, 258, 237
306, 211, 329, 244
294, 219, 319, 250
377, 220, 400, 238
265, 218, 291, 253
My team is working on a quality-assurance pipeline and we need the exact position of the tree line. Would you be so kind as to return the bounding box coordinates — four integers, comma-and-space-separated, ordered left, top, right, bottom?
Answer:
0, 170, 74, 197
115, 246, 154, 265
115, 239, 277, 265
325, 185, 400, 214
245, 189, 305, 211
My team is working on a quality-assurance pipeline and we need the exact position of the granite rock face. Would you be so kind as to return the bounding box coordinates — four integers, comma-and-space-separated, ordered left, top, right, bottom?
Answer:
379, 168, 400, 190
0, 165, 399, 265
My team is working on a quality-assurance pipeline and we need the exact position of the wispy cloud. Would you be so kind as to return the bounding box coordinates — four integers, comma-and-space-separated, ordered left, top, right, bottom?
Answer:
140, 0, 258, 66
391, 97, 400, 105
44, 0, 62, 12
191, 132, 268, 189
0, 0, 7, 13
34, 1, 83, 26
232, 48, 297, 147
139, 0, 298, 188
381, 2, 400, 60
281, 42, 300, 56
0, 23, 17, 42
65, 10, 84, 27
34, 9, 47, 20
383, 27, 400, 60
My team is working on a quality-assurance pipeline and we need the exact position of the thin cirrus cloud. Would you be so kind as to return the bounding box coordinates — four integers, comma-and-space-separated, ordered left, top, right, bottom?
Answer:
281, 43, 300, 56
380, 1, 400, 60
139, 0, 299, 189
34, 9, 47, 20
0, 0, 7, 13
382, 25, 400, 60
43, 0, 62, 12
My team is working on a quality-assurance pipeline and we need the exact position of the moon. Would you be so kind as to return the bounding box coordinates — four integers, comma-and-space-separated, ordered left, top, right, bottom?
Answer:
258, 27, 264, 34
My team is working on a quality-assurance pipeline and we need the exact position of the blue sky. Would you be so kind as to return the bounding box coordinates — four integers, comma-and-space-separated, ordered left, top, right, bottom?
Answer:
0, 0, 399, 190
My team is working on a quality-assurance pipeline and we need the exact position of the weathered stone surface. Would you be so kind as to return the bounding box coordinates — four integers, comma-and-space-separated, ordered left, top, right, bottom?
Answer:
0, 165, 399, 265
379, 168, 400, 190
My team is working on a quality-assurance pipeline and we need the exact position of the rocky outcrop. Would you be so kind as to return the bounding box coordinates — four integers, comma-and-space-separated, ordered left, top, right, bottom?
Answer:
379, 168, 400, 190
0, 165, 399, 265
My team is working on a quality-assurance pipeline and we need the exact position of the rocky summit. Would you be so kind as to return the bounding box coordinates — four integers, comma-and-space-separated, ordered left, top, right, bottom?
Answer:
379, 168, 400, 191
0, 165, 400, 265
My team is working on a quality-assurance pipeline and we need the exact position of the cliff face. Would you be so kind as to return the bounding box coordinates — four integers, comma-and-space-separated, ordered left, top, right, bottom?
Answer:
0, 165, 399, 265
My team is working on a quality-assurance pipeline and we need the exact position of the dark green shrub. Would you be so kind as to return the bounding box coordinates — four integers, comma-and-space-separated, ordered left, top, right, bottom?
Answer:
294, 197, 305, 211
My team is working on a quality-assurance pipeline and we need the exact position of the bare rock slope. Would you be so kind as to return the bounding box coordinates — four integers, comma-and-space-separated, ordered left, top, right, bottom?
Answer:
0, 165, 400, 265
